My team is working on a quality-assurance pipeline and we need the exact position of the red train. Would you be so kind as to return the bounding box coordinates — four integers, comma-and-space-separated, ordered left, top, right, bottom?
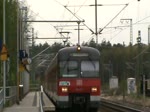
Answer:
43, 46, 101, 112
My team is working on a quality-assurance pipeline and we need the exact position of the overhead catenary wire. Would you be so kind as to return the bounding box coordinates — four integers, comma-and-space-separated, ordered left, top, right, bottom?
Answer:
26, 5, 71, 44
104, 14, 150, 42
29, 0, 147, 45
64, 6, 95, 34
52, 0, 92, 45
53, 0, 98, 45
54, 0, 95, 34
56, 0, 138, 45
61, 1, 130, 44
98, 3, 129, 34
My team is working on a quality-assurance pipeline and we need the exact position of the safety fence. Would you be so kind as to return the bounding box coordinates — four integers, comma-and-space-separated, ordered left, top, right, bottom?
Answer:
0, 89, 4, 112
0, 86, 17, 112
5, 86, 17, 106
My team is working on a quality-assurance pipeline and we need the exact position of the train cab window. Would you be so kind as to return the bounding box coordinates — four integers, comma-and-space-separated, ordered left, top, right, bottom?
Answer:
81, 61, 99, 77
59, 61, 78, 78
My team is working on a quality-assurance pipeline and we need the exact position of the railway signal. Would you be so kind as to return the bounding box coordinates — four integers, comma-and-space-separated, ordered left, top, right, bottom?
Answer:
137, 30, 141, 44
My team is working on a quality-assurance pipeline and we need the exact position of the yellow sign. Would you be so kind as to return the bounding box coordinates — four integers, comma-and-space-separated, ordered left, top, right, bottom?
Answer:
0, 44, 8, 61
19, 64, 25, 72
1, 44, 8, 53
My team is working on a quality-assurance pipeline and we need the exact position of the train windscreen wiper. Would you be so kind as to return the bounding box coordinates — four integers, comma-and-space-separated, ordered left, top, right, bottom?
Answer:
62, 57, 70, 70
88, 55, 96, 69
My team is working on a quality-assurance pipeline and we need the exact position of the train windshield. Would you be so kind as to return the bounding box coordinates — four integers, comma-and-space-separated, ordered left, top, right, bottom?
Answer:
81, 61, 99, 77
59, 61, 78, 77
59, 60, 99, 78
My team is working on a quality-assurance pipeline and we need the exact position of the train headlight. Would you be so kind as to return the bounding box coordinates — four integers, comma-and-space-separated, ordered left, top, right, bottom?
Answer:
77, 46, 81, 51
91, 87, 97, 92
62, 87, 68, 92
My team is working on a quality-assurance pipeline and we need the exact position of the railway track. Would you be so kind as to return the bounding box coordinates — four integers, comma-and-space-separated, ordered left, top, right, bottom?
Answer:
100, 99, 143, 112
43, 93, 148, 112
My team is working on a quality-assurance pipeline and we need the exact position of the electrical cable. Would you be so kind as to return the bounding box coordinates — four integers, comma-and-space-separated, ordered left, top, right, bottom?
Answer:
98, 3, 129, 34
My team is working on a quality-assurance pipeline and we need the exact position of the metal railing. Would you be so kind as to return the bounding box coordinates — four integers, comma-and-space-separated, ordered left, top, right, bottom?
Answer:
0, 86, 17, 108
39, 85, 44, 112
0, 89, 4, 112
5, 86, 17, 106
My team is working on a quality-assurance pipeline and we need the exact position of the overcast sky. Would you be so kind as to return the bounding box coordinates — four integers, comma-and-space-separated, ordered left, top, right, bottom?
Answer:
25, 0, 150, 45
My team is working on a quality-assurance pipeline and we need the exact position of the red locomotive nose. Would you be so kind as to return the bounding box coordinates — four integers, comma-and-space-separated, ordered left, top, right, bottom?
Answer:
58, 79, 100, 96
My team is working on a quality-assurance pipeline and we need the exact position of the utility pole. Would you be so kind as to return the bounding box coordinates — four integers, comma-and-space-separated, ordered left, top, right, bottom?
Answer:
120, 19, 133, 45
16, 0, 20, 104
143, 75, 145, 111
19, 7, 28, 101
136, 30, 141, 95
148, 25, 150, 45
95, 0, 98, 45
77, 21, 81, 45
3, 0, 6, 105
32, 28, 35, 83
32, 28, 34, 47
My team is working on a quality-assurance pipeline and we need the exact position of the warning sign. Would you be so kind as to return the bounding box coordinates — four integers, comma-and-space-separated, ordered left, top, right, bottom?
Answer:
0, 44, 8, 61
19, 63, 25, 72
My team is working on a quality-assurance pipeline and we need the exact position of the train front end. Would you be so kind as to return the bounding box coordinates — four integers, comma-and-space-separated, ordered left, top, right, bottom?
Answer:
57, 46, 101, 111
58, 78, 100, 111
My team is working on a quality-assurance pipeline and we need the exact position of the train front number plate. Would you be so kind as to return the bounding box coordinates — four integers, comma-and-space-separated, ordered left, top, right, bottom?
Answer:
59, 81, 70, 86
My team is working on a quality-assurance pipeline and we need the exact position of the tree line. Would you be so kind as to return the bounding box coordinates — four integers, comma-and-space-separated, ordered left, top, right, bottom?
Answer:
34, 39, 150, 89
0, 0, 31, 86
0, 0, 18, 86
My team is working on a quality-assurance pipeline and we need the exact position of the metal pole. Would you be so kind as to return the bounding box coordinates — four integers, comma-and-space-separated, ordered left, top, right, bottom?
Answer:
32, 28, 34, 82
23, 7, 27, 49
19, 10, 22, 49
78, 22, 80, 45
143, 75, 145, 112
95, 0, 98, 44
3, 0, 6, 105
137, 30, 141, 95
148, 25, 150, 45
32, 28, 34, 47
19, 8, 22, 101
16, 0, 20, 104
120, 19, 133, 45
130, 19, 133, 44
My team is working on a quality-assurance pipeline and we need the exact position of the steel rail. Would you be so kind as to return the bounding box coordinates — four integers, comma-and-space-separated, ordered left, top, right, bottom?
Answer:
101, 99, 142, 112
39, 86, 44, 112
